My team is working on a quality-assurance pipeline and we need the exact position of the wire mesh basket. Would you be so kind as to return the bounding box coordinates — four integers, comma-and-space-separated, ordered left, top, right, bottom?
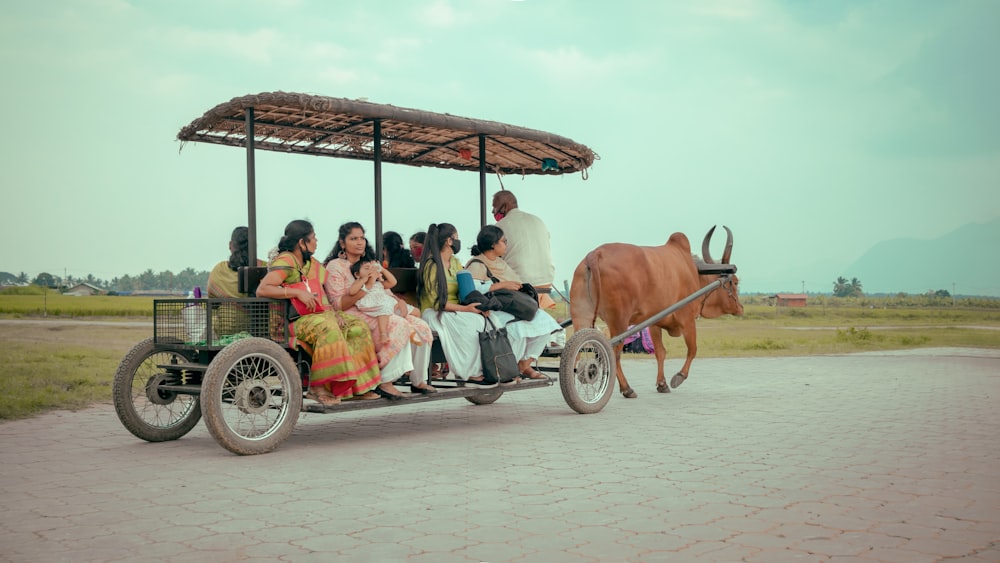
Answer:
154, 298, 289, 349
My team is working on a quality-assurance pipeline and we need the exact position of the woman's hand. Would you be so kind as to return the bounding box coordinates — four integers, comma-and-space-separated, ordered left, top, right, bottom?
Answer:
462, 303, 485, 315
491, 280, 521, 292
393, 297, 409, 317
293, 288, 320, 311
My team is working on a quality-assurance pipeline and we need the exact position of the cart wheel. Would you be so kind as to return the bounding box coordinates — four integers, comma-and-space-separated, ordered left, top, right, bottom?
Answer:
113, 337, 202, 442
559, 328, 615, 414
200, 338, 301, 455
465, 387, 504, 405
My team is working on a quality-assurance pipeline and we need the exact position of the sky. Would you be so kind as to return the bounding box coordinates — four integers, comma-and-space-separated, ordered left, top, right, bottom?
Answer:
1, 0, 998, 295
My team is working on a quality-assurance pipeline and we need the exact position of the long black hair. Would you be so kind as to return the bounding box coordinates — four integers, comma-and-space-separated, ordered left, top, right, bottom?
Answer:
415, 222, 457, 313
227, 226, 250, 270
323, 221, 375, 265
383, 231, 415, 268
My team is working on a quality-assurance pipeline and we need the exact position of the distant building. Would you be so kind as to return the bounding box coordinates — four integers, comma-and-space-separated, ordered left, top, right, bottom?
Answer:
772, 293, 807, 307
65, 283, 107, 296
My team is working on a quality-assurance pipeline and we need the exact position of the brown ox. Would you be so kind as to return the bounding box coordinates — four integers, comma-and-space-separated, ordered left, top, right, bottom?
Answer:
569, 226, 744, 398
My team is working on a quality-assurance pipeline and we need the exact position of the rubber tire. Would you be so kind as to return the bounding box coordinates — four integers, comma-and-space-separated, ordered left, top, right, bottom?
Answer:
200, 337, 302, 456
113, 337, 202, 442
559, 328, 615, 414
465, 387, 504, 405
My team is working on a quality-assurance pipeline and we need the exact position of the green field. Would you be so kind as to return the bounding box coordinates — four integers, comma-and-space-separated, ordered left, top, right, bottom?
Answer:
1, 294, 998, 420
0, 292, 155, 317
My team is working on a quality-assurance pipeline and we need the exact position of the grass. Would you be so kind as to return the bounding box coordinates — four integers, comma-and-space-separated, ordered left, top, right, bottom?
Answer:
0, 342, 123, 420
1, 300, 997, 421
0, 293, 155, 317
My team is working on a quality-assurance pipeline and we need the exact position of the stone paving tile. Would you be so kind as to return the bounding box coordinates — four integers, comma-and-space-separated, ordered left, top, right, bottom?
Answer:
1, 349, 997, 562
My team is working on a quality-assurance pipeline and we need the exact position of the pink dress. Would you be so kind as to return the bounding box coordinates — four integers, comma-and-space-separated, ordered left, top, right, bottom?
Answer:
325, 258, 433, 368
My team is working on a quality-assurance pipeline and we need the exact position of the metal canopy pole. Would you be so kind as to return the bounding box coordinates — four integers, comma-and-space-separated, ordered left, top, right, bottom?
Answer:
245, 108, 257, 264
479, 134, 487, 229
374, 119, 383, 260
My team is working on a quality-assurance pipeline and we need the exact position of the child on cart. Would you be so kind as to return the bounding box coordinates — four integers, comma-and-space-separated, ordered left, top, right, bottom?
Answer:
349, 259, 398, 346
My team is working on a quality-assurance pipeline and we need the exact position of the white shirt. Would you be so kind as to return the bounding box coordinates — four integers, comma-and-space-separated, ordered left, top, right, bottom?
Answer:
495, 208, 555, 286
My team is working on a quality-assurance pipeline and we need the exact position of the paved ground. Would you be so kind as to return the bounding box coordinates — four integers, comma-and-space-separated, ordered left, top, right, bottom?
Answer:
1, 347, 998, 562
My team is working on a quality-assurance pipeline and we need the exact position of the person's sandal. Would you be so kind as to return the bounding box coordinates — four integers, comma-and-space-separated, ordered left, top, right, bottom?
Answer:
306, 388, 341, 406
520, 368, 547, 380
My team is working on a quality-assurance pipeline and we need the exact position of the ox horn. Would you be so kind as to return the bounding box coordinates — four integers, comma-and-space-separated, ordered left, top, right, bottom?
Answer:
702, 225, 734, 264
702, 226, 718, 264
721, 225, 733, 264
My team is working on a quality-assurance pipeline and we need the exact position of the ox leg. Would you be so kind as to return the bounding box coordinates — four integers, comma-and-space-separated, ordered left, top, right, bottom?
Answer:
606, 320, 637, 398
650, 327, 670, 393
613, 342, 637, 398
671, 327, 697, 389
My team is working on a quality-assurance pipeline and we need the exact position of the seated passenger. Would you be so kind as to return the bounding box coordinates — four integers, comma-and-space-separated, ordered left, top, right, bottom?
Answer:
255, 220, 389, 406
409, 231, 426, 263
382, 230, 415, 268
206, 226, 264, 336
324, 222, 435, 396
207, 226, 263, 298
465, 225, 560, 379
416, 223, 554, 382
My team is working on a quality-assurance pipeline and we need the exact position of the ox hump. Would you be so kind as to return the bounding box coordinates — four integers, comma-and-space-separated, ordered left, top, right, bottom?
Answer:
666, 232, 691, 253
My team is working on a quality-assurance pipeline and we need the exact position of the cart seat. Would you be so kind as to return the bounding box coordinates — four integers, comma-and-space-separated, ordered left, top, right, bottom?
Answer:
238, 266, 268, 296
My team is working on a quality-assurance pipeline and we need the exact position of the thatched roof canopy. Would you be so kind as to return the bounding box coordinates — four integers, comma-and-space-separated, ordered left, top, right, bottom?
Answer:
178, 91, 596, 176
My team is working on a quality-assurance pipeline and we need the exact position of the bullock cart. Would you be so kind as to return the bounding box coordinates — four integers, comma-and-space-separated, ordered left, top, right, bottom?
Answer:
112, 92, 610, 455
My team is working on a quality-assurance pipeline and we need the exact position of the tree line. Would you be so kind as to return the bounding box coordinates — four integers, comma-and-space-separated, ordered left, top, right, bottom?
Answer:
832, 276, 951, 299
0, 269, 210, 293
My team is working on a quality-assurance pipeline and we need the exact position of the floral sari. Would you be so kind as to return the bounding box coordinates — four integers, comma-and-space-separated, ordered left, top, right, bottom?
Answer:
270, 252, 380, 399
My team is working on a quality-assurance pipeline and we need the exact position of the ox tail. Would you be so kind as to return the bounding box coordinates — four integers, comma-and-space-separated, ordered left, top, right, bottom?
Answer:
569, 250, 601, 330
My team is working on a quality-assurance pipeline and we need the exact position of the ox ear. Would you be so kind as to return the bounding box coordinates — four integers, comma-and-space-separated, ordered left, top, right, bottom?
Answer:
702, 225, 717, 264
721, 225, 733, 264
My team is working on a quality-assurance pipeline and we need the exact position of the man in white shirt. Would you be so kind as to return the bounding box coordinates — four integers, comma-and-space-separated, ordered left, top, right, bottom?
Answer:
491, 190, 557, 310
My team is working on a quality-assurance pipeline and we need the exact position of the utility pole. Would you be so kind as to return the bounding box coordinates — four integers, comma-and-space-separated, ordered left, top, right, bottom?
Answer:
801, 280, 805, 294
953, 282, 956, 307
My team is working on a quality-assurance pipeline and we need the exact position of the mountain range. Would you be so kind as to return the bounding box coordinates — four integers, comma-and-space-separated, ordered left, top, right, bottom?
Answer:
843, 218, 1000, 297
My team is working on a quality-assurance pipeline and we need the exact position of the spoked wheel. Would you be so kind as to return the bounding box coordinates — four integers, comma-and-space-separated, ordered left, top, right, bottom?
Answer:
200, 338, 301, 455
559, 328, 615, 414
113, 337, 202, 442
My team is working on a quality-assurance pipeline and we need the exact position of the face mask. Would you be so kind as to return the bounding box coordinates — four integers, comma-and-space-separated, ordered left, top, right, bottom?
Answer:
450, 239, 461, 254
412, 248, 422, 261
300, 241, 313, 262
493, 212, 505, 222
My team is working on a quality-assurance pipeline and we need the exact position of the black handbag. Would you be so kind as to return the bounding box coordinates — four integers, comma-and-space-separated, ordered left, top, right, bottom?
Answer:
478, 316, 520, 384
466, 259, 539, 321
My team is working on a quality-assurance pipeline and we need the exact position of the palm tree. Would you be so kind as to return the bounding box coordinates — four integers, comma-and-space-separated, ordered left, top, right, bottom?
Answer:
849, 277, 863, 297
833, 276, 850, 297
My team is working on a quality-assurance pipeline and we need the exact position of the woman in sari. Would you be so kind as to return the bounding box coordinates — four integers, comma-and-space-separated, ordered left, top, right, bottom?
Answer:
255, 220, 389, 406
465, 225, 559, 379
324, 222, 435, 395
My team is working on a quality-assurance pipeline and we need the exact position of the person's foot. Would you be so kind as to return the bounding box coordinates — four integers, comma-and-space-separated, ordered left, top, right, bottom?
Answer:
410, 382, 438, 394
306, 388, 341, 406
520, 368, 547, 380
375, 382, 406, 401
